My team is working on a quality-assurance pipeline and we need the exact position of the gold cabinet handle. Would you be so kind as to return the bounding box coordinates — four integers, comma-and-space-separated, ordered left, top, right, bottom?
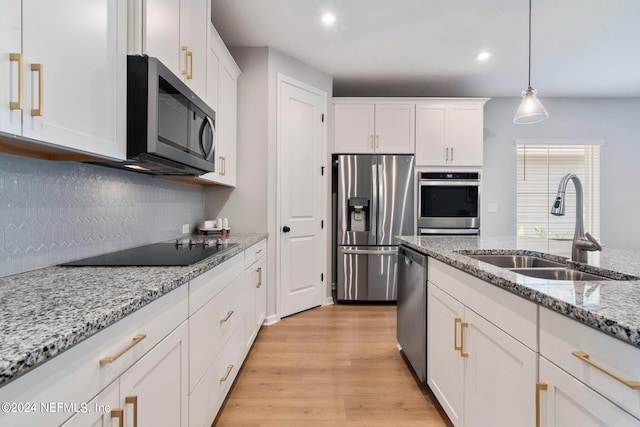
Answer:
220, 310, 234, 324
125, 395, 138, 427
9, 53, 23, 110
100, 334, 147, 365
454, 317, 462, 351
219, 156, 226, 176
451, 147, 454, 162
187, 50, 193, 79
255, 249, 263, 255
110, 408, 124, 427
536, 382, 547, 427
460, 322, 469, 357
181, 46, 189, 75
572, 351, 640, 389
30, 63, 43, 116
256, 267, 262, 288
446, 147, 449, 162
219, 364, 233, 382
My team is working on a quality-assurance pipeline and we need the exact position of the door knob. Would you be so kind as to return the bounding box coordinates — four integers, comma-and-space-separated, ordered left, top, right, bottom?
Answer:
282, 226, 291, 233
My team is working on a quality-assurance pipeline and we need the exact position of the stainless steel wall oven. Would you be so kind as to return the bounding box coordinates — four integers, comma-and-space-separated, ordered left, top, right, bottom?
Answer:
418, 172, 480, 235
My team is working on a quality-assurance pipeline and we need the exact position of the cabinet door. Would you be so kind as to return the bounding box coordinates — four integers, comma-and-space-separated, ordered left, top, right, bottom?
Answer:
427, 282, 465, 426
333, 103, 375, 153
463, 308, 537, 427
415, 104, 447, 166
374, 104, 415, 153
119, 321, 188, 427
216, 62, 238, 186
449, 106, 483, 166
255, 257, 267, 331
145, 0, 182, 79
21, 0, 126, 159
245, 256, 267, 348
540, 357, 640, 427
0, 0, 22, 135
182, 0, 208, 97
61, 380, 120, 427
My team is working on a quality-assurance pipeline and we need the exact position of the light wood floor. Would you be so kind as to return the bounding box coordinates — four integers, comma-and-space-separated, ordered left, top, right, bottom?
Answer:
213, 304, 452, 427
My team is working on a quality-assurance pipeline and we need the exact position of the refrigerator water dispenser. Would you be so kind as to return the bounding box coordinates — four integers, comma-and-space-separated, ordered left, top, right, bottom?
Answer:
348, 197, 370, 232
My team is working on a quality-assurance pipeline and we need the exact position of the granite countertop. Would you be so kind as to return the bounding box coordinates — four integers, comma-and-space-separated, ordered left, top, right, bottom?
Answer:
396, 235, 640, 349
0, 232, 267, 387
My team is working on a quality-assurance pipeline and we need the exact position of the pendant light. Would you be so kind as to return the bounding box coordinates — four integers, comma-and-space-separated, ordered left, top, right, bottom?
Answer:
513, 0, 549, 124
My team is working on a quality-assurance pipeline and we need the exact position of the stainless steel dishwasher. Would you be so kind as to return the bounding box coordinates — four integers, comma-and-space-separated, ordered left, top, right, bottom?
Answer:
397, 245, 427, 382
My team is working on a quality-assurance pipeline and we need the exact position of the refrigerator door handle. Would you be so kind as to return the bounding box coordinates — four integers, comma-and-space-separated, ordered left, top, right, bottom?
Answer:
340, 248, 398, 256
371, 161, 378, 239
377, 161, 385, 244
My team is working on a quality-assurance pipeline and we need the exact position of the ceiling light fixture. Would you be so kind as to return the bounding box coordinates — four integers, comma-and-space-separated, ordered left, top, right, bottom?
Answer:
513, 0, 549, 124
321, 12, 336, 26
477, 51, 491, 61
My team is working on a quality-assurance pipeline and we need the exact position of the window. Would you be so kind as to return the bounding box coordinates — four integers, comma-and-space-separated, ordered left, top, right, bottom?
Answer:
517, 143, 600, 241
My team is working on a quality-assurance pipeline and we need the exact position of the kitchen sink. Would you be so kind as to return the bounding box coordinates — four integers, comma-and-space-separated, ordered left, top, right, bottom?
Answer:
465, 254, 565, 269
510, 268, 610, 281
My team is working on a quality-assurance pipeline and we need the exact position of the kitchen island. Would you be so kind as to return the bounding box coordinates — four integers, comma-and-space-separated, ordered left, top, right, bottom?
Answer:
396, 234, 640, 426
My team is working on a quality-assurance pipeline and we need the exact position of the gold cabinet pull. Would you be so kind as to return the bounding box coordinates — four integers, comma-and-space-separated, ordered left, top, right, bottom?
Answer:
219, 364, 233, 382
451, 147, 454, 162
125, 395, 138, 427
30, 63, 43, 116
220, 310, 234, 324
100, 334, 147, 365
186, 50, 193, 79
536, 382, 547, 427
219, 156, 225, 176
572, 351, 640, 389
110, 408, 124, 427
460, 322, 469, 357
9, 53, 23, 110
256, 267, 262, 288
445, 147, 449, 162
454, 317, 462, 351
255, 248, 263, 255
181, 46, 189, 75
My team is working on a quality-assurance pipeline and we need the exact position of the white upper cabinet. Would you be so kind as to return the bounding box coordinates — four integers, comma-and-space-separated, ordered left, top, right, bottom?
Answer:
333, 101, 415, 154
0, 0, 127, 160
415, 99, 487, 167
199, 24, 240, 187
132, 0, 208, 100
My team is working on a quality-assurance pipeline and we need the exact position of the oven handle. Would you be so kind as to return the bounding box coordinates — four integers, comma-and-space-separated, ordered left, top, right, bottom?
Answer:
419, 180, 480, 187
419, 228, 479, 235
341, 248, 398, 256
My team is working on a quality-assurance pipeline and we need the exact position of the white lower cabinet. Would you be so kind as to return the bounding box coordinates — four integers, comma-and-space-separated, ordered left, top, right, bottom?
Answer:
539, 357, 640, 426
244, 239, 267, 348
427, 258, 538, 427
60, 380, 120, 427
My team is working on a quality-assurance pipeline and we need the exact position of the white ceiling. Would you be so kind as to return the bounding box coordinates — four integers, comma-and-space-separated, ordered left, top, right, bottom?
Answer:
210, 0, 640, 98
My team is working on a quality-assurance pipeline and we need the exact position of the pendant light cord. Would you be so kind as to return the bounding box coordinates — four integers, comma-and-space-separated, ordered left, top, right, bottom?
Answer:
528, 0, 532, 88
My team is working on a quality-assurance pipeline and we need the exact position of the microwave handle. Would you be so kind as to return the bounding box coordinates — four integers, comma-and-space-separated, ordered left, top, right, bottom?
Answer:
199, 115, 216, 160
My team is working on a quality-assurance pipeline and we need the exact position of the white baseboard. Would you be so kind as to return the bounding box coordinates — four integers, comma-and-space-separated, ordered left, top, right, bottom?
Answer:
264, 314, 279, 326
323, 296, 335, 306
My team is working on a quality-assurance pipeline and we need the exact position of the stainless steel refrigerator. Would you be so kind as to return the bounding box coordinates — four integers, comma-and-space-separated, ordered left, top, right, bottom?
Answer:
335, 154, 414, 301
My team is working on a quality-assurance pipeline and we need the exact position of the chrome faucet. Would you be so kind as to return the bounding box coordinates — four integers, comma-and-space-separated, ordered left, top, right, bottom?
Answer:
550, 173, 601, 262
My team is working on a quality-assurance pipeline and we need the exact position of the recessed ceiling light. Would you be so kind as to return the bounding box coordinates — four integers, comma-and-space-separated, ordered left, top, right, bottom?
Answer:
321, 12, 336, 25
477, 51, 491, 61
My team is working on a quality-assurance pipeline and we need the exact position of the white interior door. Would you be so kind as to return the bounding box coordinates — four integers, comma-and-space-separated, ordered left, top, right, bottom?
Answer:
278, 76, 325, 318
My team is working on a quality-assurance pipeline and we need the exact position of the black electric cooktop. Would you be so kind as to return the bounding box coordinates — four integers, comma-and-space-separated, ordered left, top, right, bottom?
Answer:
62, 241, 238, 267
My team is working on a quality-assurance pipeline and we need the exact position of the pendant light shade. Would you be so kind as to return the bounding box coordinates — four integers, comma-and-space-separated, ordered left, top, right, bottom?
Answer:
514, 87, 549, 124
513, 0, 548, 124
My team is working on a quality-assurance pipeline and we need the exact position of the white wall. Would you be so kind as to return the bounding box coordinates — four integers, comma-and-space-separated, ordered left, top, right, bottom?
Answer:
205, 47, 333, 321
483, 97, 640, 250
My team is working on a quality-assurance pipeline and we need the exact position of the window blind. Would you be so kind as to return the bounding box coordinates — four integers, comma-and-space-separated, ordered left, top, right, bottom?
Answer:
517, 144, 600, 241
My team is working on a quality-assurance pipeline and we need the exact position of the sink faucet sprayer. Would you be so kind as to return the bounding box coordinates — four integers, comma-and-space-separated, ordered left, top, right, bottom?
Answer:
550, 173, 602, 262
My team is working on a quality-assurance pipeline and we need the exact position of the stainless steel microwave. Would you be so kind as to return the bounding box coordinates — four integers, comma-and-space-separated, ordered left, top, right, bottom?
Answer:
124, 55, 216, 176
418, 172, 480, 235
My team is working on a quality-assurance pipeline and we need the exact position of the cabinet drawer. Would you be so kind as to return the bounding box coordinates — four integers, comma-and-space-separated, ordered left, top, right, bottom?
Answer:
540, 307, 640, 419
428, 258, 537, 351
189, 321, 245, 427
189, 273, 244, 392
244, 239, 267, 269
0, 285, 188, 427
189, 252, 243, 315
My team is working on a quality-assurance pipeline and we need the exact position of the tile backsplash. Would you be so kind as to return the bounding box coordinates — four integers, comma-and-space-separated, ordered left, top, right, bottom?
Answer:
0, 154, 204, 276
